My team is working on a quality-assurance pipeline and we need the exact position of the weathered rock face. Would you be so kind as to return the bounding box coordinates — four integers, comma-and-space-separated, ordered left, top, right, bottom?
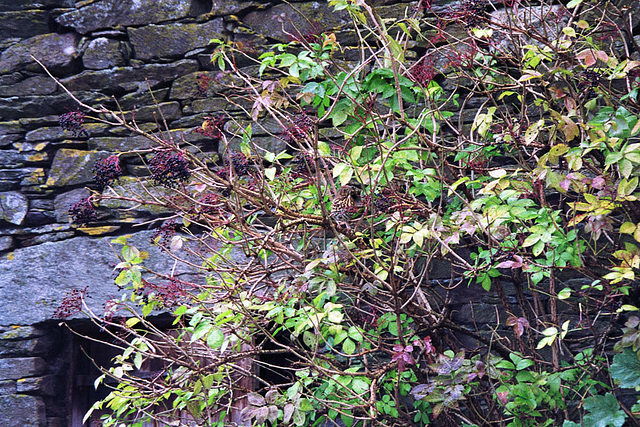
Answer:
0, 192, 28, 225
0, 33, 80, 75
0, 10, 50, 41
56, 0, 193, 34
128, 19, 225, 60
0, 230, 198, 325
82, 37, 130, 70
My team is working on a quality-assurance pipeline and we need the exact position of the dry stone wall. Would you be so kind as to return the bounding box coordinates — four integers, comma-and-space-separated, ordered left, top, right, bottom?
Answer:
1, 0, 640, 426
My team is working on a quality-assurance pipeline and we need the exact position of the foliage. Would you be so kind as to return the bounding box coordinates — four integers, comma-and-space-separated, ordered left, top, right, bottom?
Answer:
44, 0, 640, 425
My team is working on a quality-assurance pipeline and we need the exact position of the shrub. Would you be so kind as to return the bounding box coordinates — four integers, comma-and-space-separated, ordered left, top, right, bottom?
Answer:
44, 0, 640, 425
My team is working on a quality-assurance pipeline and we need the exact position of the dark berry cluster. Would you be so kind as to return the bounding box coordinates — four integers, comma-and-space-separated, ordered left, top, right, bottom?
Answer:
59, 110, 88, 137
373, 192, 395, 214
226, 151, 251, 176
453, 0, 487, 28
290, 153, 316, 176
93, 155, 122, 190
68, 198, 97, 226
194, 114, 227, 140
197, 193, 222, 215
578, 69, 601, 98
280, 114, 314, 144
149, 150, 191, 188
151, 220, 177, 247
54, 286, 88, 318
410, 55, 437, 87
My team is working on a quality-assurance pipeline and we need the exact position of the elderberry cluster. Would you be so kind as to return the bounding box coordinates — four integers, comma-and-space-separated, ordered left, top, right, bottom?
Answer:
373, 192, 394, 213
578, 69, 601, 98
226, 151, 251, 176
151, 220, 177, 247
59, 110, 88, 137
93, 155, 122, 190
290, 153, 315, 176
456, 0, 487, 28
54, 286, 88, 318
149, 150, 191, 188
279, 114, 314, 144
68, 198, 97, 226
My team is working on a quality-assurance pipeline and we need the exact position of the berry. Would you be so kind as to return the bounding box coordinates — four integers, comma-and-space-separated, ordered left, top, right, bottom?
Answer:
149, 150, 191, 188
373, 193, 394, 213
68, 198, 97, 226
291, 153, 315, 175
279, 114, 314, 144
54, 286, 88, 318
578, 69, 601, 98
226, 151, 250, 177
59, 110, 88, 137
151, 220, 178, 247
93, 155, 122, 190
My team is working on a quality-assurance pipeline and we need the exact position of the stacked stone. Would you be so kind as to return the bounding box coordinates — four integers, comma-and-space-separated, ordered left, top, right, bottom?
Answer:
0, 325, 66, 427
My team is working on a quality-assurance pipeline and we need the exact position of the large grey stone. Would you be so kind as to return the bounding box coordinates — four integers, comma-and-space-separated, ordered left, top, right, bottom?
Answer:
0, 92, 110, 120
56, 0, 192, 34
243, 2, 350, 42
0, 357, 45, 380
0, 76, 57, 97
45, 149, 111, 188
82, 37, 129, 70
0, 33, 80, 75
128, 19, 225, 61
0, 236, 12, 251
0, 394, 45, 427
60, 60, 198, 91
0, 326, 46, 340
210, 0, 261, 16
0, 192, 28, 225
0, 10, 49, 41
26, 123, 110, 142
87, 135, 154, 152
0, 336, 52, 357
0, 0, 68, 12
0, 231, 196, 325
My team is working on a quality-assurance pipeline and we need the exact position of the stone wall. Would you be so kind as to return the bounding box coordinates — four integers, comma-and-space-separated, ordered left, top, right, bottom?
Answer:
1, 0, 640, 426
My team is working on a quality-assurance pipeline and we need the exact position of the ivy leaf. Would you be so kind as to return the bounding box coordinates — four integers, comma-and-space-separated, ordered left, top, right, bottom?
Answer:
610, 348, 640, 388
583, 393, 626, 427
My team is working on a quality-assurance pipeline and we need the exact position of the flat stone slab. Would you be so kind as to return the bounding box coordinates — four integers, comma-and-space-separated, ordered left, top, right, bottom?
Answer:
0, 231, 195, 325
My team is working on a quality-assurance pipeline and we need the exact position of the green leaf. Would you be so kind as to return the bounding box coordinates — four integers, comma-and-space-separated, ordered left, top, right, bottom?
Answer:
566, 0, 582, 7
192, 321, 212, 342
207, 328, 225, 349
610, 348, 640, 388
342, 338, 356, 354
265, 167, 277, 181
583, 393, 626, 427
